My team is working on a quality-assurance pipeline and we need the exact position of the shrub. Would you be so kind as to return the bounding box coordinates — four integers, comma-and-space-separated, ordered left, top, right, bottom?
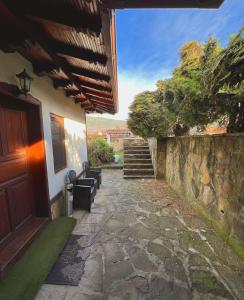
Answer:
88, 138, 114, 166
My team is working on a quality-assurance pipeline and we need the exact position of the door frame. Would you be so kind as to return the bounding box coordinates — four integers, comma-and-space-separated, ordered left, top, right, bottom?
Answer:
0, 82, 50, 219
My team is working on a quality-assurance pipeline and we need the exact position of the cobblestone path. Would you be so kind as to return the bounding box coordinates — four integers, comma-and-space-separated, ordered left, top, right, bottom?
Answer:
36, 170, 244, 300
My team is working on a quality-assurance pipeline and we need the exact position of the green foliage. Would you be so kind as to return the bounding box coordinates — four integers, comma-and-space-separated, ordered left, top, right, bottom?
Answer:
88, 138, 114, 166
175, 40, 202, 75
114, 149, 124, 163
128, 91, 173, 138
201, 28, 244, 132
128, 27, 244, 138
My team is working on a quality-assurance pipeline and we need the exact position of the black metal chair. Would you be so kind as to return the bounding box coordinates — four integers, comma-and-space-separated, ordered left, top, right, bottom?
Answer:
67, 170, 97, 212
83, 161, 102, 188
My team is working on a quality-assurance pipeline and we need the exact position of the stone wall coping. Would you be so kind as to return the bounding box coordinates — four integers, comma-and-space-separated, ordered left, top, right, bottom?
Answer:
157, 133, 244, 141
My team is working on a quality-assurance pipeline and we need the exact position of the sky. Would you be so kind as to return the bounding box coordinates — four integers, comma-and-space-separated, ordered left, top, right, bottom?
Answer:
96, 0, 244, 120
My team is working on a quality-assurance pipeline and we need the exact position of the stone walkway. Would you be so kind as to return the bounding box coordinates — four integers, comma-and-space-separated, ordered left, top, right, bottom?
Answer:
36, 170, 244, 300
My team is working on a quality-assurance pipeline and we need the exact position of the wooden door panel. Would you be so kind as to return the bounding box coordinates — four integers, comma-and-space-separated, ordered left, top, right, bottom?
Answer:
3, 109, 26, 155
9, 177, 33, 229
0, 157, 27, 184
0, 103, 34, 241
0, 190, 11, 241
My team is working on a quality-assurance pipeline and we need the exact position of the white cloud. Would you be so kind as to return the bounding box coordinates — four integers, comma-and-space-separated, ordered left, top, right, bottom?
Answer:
93, 68, 171, 121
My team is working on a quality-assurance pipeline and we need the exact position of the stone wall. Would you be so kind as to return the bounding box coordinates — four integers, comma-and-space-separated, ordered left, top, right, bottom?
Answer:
50, 191, 65, 219
148, 138, 167, 179
149, 134, 244, 256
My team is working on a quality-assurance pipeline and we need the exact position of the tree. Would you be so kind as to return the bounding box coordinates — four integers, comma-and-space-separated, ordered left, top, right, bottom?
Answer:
201, 28, 244, 132
127, 91, 173, 138
127, 27, 244, 139
164, 41, 206, 130
175, 40, 202, 75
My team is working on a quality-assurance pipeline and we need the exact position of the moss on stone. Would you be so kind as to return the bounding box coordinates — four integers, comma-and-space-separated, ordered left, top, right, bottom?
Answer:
185, 195, 244, 260
228, 234, 244, 260
190, 270, 233, 298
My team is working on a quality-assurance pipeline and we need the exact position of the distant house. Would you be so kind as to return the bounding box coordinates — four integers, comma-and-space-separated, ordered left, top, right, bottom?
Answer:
87, 130, 107, 141
106, 129, 133, 150
206, 125, 227, 135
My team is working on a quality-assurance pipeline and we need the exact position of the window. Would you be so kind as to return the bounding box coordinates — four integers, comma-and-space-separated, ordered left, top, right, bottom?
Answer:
50, 113, 67, 173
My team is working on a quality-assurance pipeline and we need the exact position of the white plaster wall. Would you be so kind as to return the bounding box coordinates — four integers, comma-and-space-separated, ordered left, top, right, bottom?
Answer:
0, 51, 88, 199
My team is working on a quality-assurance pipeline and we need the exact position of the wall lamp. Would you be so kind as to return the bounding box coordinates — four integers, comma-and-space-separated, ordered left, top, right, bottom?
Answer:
16, 69, 33, 95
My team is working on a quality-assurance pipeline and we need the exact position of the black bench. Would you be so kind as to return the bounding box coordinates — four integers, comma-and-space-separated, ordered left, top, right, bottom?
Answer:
67, 170, 97, 212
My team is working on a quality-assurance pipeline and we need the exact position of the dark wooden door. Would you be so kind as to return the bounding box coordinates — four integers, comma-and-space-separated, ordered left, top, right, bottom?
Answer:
0, 102, 34, 243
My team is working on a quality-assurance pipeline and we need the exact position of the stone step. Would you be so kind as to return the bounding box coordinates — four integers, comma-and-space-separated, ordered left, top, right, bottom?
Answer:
123, 169, 154, 175
124, 149, 150, 155
123, 175, 155, 179
124, 146, 149, 151
124, 154, 151, 159
123, 138, 154, 179
123, 163, 153, 169
124, 158, 152, 164
123, 139, 148, 147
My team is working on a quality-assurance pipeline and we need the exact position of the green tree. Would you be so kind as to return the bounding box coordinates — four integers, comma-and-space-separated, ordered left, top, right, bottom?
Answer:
127, 91, 172, 138
164, 40, 205, 130
127, 27, 244, 139
201, 29, 244, 132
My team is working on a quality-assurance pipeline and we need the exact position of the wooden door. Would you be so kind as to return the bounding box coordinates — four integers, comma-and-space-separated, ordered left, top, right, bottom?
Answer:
0, 102, 34, 243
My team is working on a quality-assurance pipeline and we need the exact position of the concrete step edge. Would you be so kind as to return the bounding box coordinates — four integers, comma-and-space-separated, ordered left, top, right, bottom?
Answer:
124, 146, 149, 148
123, 168, 154, 171
124, 150, 150, 153
123, 175, 155, 179
123, 164, 153, 166
125, 153, 150, 158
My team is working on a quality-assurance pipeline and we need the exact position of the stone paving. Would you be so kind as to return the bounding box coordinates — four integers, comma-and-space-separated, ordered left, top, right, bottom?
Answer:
36, 170, 244, 300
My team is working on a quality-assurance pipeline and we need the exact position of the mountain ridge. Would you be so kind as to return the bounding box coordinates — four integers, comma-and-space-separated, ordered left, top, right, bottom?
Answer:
87, 116, 127, 131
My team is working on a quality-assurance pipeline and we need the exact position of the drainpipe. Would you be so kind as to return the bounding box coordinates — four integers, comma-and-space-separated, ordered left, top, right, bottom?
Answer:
84, 111, 89, 164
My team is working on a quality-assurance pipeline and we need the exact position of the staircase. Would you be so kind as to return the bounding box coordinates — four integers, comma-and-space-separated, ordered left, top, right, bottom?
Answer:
123, 138, 155, 179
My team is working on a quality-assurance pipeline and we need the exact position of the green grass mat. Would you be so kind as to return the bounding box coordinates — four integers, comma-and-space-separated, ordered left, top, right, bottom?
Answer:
0, 217, 76, 300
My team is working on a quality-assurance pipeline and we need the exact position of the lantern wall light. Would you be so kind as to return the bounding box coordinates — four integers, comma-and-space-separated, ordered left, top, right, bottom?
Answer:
16, 69, 33, 95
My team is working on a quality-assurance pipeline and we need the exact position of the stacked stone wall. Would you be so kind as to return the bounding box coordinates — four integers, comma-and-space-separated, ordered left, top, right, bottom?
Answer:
148, 134, 244, 256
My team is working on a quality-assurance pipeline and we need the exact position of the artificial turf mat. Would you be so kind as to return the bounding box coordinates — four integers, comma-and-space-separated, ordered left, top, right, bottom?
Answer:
0, 217, 76, 300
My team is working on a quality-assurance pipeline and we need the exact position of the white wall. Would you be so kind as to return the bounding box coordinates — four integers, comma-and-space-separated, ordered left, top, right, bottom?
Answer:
0, 51, 88, 199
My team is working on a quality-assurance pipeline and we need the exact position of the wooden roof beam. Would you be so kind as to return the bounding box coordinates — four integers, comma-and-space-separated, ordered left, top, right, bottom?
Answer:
102, 0, 224, 9
100, 8, 118, 112
53, 41, 107, 66
53, 79, 72, 89
53, 78, 112, 93
89, 94, 113, 103
66, 90, 82, 98
69, 66, 110, 82
94, 108, 104, 114
66, 89, 112, 100
94, 103, 115, 113
5, 0, 102, 35
90, 98, 114, 106
0, 1, 90, 101
86, 90, 113, 100
33, 62, 60, 76
84, 87, 112, 98
33, 61, 110, 82
73, 94, 113, 107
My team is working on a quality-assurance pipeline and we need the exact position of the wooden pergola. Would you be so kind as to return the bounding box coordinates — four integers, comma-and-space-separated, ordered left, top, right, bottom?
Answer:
0, 0, 224, 114
102, 0, 224, 9
0, 0, 118, 114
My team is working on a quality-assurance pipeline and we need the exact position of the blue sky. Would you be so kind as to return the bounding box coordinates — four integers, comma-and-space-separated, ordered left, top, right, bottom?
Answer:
100, 0, 244, 120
